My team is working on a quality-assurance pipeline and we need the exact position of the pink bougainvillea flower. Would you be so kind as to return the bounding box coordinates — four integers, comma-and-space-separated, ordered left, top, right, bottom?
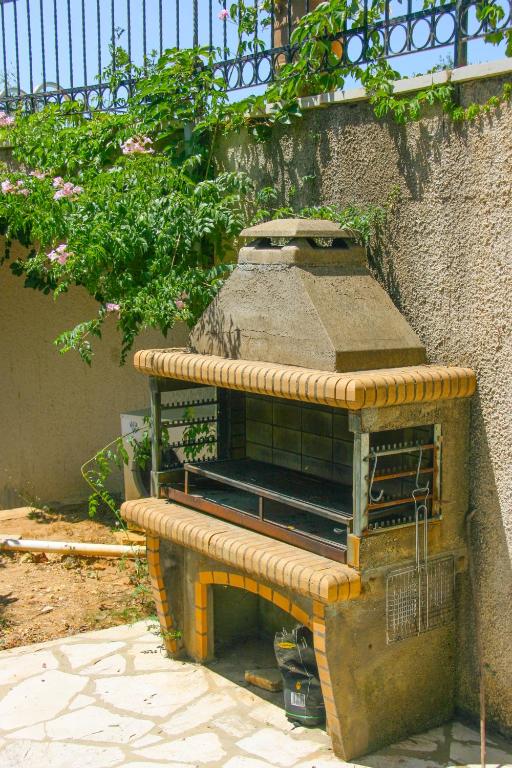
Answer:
1, 180, 15, 194
105, 302, 120, 313
48, 243, 71, 265
29, 170, 47, 180
121, 137, 136, 153
218, 8, 230, 20
1, 179, 29, 195
52, 176, 65, 188
0, 111, 15, 127
174, 299, 186, 310
121, 136, 154, 155
53, 181, 84, 201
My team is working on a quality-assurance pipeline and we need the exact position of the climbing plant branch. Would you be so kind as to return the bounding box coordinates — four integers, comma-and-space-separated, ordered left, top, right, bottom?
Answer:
0, 0, 508, 366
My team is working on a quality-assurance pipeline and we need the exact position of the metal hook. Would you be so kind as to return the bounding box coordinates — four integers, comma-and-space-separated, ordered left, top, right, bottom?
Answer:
369, 454, 384, 503
415, 446, 425, 489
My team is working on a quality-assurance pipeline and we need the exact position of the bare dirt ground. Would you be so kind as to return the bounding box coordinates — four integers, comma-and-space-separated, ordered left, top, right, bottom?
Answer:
0, 505, 154, 650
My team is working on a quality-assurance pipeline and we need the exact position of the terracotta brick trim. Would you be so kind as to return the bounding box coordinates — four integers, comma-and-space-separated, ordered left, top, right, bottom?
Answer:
122, 498, 361, 604
311, 600, 344, 751
133, 348, 476, 410
146, 534, 177, 654
194, 570, 312, 661
194, 570, 312, 660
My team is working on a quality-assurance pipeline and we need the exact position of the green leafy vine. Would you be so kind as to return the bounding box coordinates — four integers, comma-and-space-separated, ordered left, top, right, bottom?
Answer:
0, 0, 508, 364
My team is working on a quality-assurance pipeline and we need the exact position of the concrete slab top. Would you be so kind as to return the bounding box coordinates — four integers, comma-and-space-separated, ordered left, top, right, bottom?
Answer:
240, 218, 353, 239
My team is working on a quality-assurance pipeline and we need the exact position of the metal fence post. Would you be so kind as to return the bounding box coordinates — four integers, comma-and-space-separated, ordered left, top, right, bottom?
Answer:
454, 0, 468, 67
193, 0, 199, 48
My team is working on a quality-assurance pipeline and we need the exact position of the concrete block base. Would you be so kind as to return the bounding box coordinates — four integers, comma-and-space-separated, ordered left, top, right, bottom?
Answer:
147, 534, 456, 761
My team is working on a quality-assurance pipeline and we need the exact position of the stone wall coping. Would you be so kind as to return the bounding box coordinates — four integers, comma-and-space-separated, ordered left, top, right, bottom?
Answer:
0, 58, 508, 155
121, 497, 361, 603
285, 57, 512, 112
133, 348, 476, 410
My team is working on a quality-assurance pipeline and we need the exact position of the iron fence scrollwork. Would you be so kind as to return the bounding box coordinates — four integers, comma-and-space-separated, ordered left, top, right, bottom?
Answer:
0, 0, 509, 112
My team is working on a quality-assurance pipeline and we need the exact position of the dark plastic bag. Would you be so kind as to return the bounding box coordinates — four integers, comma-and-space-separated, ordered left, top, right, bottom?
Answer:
274, 625, 325, 727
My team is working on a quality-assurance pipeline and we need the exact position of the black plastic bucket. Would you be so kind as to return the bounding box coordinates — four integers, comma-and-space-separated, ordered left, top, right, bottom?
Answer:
274, 625, 325, 727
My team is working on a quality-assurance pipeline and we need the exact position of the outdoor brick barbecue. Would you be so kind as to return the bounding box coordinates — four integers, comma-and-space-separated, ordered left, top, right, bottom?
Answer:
121, 219, 476, 761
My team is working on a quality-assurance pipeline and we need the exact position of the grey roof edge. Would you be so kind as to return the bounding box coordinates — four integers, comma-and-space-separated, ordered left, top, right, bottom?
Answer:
240, 218, 357, 239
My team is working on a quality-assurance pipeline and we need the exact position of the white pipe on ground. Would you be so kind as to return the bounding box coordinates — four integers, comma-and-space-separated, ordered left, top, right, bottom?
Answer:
0, 536, 145, 559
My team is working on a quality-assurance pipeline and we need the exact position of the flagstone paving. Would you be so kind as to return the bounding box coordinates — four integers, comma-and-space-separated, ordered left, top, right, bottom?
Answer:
0, 621, 511, 768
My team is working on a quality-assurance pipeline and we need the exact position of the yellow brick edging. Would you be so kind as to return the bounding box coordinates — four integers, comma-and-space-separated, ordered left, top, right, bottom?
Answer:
312, 600, 344, 747
193, 571, 314, 662
133, 348, 476, 410
122, 498, 361, 605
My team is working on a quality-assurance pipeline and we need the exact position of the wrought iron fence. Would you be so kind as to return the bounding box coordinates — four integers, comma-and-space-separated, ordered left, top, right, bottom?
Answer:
0, 0, 510, 112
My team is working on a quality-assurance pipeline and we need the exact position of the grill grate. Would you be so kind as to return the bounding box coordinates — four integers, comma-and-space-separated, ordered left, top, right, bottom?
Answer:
386, 555, 454, 643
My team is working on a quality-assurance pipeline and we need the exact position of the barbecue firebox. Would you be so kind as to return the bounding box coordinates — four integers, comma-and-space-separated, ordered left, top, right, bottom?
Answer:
122, 219, 476, 761
160, 391, 440, 564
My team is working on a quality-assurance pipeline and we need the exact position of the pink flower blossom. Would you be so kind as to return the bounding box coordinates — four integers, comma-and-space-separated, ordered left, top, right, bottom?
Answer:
174, 299, 186, 310
1, 179, 30, 196
53, 181, 84, 201
105, 302, 120, 313
1, 180, 15, 194
30, 170, 47, 180
0, 111, 15, 127
218, 8, 230, 20
48, 243, 71, 265
52, 176, 65, 188
121, 136, 155, 155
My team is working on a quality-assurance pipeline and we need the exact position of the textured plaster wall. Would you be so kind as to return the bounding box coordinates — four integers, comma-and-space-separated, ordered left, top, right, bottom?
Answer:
0, 241, 187, 508
215, 75, 512, 735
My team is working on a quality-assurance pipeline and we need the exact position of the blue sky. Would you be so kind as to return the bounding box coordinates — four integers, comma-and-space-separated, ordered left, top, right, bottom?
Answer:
0, 0, 508, 99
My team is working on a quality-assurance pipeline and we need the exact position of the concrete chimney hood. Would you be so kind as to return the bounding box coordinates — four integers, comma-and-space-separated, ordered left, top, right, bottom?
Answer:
189, 218, 426, 372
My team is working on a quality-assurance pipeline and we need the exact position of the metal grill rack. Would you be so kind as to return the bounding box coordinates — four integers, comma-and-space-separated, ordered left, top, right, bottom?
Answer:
149, 380, 218, 495
386, 555, 455, 643
165, 458, 351, 562
151, 386, 445, 560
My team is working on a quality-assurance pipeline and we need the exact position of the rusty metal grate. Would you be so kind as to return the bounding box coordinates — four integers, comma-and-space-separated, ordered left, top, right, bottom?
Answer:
386, 555, 455, 643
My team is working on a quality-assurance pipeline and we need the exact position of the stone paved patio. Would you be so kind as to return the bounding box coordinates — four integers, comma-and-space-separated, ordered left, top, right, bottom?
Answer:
0, 621, 511, 768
